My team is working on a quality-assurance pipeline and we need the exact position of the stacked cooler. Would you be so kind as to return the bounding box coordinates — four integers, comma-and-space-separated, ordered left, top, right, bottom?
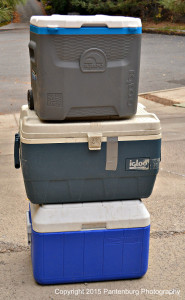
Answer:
14, 15, 161, 284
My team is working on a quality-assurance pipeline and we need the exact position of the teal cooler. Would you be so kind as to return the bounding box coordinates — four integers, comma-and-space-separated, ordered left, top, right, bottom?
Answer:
15, 104, 161, 204
27, 200, 150, 284
29, 14, 142, 120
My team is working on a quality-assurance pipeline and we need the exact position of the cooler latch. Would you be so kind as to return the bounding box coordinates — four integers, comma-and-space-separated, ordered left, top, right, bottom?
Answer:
88, 133, 102, 150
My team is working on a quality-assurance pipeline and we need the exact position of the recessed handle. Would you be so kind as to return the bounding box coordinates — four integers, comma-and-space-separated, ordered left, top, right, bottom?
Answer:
14, 133, 20, 169
28, 41, 36, 64
82, 223, 106, 230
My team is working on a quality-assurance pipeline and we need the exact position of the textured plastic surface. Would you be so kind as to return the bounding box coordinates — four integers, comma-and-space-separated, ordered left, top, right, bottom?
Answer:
29, 16, 142, 120
31, 226, 150, 284
30, 200, 150, 233
19, 104, 161, 143
30, 14, 142, 29
29, 201, 150, 284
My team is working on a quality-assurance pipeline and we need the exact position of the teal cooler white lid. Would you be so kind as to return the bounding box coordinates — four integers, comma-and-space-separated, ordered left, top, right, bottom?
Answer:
19, 103, 161, 147
30, 14, 141, 29
30, 200, 150, 233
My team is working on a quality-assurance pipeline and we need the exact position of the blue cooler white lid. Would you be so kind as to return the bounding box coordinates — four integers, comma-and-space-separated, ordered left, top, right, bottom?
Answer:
30, 14, 141, 29
30, 200, 150, 233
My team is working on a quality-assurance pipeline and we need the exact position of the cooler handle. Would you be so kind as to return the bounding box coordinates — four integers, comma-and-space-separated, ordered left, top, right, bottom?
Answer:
28, 41, 36, 64
14, 133, 20, 169
26, 211, 31, 245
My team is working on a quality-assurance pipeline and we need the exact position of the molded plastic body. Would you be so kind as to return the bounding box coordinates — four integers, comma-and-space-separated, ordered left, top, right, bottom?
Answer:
28, 200, 150, 284
21, 139, 161, 204
29, 27, 141, 120
19, 104, 161, 204
31, 226, 150, 284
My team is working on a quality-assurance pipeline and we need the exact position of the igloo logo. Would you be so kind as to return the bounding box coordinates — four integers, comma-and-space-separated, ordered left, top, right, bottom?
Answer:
80, 48, 107, 73
128, 158, 150, 170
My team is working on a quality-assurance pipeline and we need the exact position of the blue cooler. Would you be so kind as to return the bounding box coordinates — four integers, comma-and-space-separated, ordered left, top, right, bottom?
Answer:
27, 200, 150, 284
16, 103, 161, 204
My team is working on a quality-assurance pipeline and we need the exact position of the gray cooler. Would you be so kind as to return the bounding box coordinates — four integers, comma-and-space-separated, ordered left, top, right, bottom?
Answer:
29, 15, 142, 120
15, 104, 161, 204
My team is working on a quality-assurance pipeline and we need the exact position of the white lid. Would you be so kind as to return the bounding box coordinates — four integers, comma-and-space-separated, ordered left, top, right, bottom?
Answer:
30, 200, 150, 233
19, 104, 161, 145
30, 14, 141, 28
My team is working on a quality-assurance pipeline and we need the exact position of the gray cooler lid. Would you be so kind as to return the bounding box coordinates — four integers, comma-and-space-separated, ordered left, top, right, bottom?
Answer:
30, 14, 141, 29
19, 104, 161, 148
30, 200, 150, 233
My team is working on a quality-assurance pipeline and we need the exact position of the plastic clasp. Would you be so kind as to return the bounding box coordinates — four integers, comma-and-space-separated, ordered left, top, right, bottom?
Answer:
88, 133, 102, 150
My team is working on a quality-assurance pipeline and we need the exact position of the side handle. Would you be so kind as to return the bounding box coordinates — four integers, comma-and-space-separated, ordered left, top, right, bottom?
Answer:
28, 41, 36, 64
14, 133, 20, 169
26, 211, 31, 245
